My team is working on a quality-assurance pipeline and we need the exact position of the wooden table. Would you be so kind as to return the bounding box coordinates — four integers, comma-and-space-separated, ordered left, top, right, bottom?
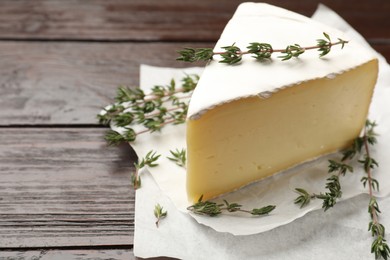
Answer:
0, 1, 389, 259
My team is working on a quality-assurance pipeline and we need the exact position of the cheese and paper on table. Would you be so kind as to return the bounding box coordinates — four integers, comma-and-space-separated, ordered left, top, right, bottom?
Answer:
99, 3, 390, 260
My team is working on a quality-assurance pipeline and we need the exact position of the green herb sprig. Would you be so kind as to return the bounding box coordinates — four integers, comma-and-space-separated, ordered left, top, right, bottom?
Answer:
132, 150, 161, 189
294, 159, 353, 211
99, 75, 199, 144
294, 122, 368, 211
360, 121, 390, 260
177, 32, 348, 64
187, 195, 275, 217
293, 121, 378, 211
294, 120, 389, 259
294, 175, 342, 211
154, 203, 167, 228
167, 148, 186, 168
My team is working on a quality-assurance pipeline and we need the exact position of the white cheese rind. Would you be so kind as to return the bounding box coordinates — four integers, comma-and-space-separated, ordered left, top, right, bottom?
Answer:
187, 3, 377, 119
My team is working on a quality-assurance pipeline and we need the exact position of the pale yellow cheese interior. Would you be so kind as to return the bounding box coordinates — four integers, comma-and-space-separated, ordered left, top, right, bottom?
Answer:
186, 60, 378, 202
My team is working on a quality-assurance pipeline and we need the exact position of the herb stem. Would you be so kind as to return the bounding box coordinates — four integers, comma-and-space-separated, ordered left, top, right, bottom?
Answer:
132, 150, 161, 189
134, 118, 177, 136
178, 34, 348, 64
142, 87, 189, 102
364, 128, 379, 224
236, 209, 252, 214
213, 40, 345, 56
218, 207, 250, 213
143, 106, 184, 119
133, 168, 140, 189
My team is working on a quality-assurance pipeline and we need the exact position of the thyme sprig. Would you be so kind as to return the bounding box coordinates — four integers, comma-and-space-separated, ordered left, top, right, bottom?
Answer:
132, 150, 161, 189
294, 159, 353, 211
294, 120, 371, 211
294, 176, 342, 211
167, 148, 186, 168
360, 121, 390, 260
294, 120, 388, 259
154, 203, 167, 228
187, 195, 276, 217
294, 121, 378, 211
104, 129, 134, 146
99, 75, 199, 144
177, 32, 348, 64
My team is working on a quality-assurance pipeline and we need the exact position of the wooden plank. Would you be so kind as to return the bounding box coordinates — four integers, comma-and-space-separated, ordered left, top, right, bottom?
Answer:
0, 128, 136, 248
0, 249, 136, 260
0, 41, 206, 125
375, 44, 390, 61
0, 42, 389, 126
0, 0, 388, 41
0, 249, 176, 260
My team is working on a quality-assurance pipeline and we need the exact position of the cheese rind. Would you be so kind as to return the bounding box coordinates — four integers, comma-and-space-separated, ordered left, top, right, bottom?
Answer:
187, 60, 378, 202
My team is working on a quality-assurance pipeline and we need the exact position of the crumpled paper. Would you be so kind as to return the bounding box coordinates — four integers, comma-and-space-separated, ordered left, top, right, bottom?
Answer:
131, 4, 390, 259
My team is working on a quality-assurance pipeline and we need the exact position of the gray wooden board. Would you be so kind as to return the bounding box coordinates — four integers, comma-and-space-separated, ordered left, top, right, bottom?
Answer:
0, 42, 207, 125
0, 249, 136, 260
0, 249, 178, 260
0, 128, 136, 248
0, 0, 388, 41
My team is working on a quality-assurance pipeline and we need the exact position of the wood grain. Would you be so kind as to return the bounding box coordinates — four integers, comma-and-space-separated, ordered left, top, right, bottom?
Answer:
0, 41, 205, 125
0, 249, 176, 260
0, 0, 388, 42
0, 128, 136, 248
0, 249, 135, 260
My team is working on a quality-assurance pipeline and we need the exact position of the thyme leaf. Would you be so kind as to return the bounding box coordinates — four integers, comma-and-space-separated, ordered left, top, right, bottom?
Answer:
154, 203, 167, 228
219, 44, 242, 64
167, 148, 186, 168
187, 195, 275, 217
294, 188, 313, 208
278, 44, 305, 61
132, 150, 161, 189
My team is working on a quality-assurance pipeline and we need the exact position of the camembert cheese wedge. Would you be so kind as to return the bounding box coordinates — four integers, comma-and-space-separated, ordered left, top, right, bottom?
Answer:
186, 3, 378, 202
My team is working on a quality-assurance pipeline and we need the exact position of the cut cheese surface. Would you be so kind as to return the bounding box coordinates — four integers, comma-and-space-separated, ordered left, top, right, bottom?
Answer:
187, 60, 378, 202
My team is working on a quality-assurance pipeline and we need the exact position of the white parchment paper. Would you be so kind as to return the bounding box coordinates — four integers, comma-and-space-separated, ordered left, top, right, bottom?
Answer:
130, 4, 390, 259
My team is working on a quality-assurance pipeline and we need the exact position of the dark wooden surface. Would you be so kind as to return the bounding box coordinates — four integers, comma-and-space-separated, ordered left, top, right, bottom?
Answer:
0, 1, 389, 259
